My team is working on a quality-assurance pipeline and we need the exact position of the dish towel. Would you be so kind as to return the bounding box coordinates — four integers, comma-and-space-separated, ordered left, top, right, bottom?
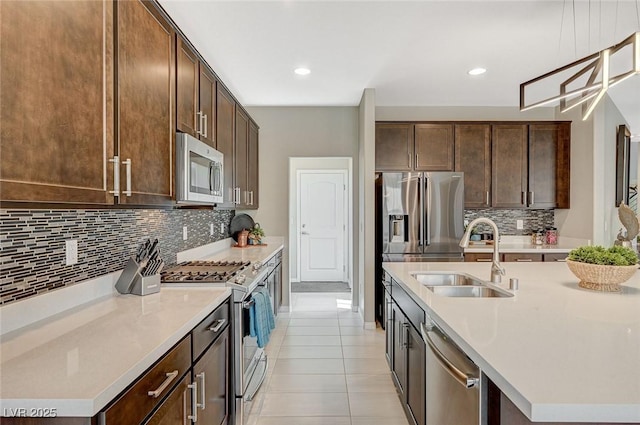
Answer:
249, 287, 276, 348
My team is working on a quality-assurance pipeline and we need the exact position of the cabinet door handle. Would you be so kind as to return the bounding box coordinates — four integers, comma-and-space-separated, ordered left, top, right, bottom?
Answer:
476, 258, 492, 262
250, 191, 254, 205
554, 259, 567, 262
401, 322, 409, 349
529, 191, 534, 205
203, 114, 208, 138
235, 187, 241, 204
188, 381, 198, 422
148, 370, 178, 398
196, 372, 206, 410
207, 318, 226, 332
109, 156, 120, 196
486, 191, 490, 205
521, 191, 526, 205
122, 158, 132, 196
196, 111, 203, 136
415, 154, 419, 168
515, 258, 533, 262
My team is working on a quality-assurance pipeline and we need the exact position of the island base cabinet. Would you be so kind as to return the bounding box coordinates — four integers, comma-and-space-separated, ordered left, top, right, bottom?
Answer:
406, 325, 425, 425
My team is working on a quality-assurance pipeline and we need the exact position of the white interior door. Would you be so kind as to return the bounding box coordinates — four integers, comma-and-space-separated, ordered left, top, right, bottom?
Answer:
300, 172, 346, 281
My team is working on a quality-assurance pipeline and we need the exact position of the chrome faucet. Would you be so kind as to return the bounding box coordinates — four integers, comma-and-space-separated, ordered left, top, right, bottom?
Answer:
460, 217, 506, 283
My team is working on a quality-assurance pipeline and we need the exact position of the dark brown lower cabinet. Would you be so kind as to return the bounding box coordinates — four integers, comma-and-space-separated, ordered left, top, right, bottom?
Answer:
391, 302, 406, 397
390, 299, 425, 425
502, 253, 543, 262
142, 375, 193, 425
193, 329, 229, 425
406, 324, 426, 425
464, 253, 494, 262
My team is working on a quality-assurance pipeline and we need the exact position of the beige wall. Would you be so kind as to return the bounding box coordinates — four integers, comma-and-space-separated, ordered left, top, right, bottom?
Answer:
553, 105, 595, 241
243, 106, 359, 310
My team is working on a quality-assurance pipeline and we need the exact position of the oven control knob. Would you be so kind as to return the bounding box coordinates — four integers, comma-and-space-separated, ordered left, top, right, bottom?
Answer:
252, 262, 262, 271
235, 274, 246, 284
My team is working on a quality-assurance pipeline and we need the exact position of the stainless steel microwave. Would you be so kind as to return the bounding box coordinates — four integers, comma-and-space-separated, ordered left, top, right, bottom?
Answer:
176, 132, 224, 204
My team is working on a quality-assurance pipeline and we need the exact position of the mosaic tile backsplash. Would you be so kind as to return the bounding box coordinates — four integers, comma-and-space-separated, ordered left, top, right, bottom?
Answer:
464, 208, 555, 235
0, 209, 234, 305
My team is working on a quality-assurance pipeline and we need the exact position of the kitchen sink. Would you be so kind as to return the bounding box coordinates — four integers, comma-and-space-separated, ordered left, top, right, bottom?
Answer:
427, 285, 513, 298
411, 272, 514, 298
411, 272, 485, 287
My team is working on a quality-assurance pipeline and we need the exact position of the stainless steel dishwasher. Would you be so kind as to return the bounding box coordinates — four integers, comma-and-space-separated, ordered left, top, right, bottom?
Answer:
420, 317, 486, 425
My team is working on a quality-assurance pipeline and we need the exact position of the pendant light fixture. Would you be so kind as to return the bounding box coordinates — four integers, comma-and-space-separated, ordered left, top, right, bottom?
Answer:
520, 31, 639, 121
520, 0, 640, 121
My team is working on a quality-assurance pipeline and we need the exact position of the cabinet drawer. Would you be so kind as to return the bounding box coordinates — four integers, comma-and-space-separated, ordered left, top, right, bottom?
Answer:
464, 253, 493, 262
503, 253, 543, 262
543, 253, 568, 262
102, 335, 191, 425
192, 299, 230, 361
391, 279, 425, 331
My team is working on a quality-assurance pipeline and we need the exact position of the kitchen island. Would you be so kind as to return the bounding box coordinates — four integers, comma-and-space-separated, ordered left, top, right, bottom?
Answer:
383, 261, 640, 424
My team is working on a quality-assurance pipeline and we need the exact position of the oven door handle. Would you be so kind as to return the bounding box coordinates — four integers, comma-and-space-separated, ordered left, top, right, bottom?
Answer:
242, 299, 255, 309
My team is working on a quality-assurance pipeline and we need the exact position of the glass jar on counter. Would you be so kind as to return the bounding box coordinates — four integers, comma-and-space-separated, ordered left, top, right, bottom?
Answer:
531, 229, 545, 245
545, 227, 558, 245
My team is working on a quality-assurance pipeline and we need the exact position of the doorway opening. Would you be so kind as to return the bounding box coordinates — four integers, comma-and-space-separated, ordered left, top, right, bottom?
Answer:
289, 158, 353, 300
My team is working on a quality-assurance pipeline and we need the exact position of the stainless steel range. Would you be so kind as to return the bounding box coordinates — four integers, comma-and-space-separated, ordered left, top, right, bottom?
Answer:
161, 259, 270, 425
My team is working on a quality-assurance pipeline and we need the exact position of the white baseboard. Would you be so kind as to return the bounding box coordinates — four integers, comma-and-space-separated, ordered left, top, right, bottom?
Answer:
364, 322, 377, 330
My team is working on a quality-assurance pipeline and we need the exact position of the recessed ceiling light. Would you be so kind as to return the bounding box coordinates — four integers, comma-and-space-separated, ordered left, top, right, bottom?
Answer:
294, 67, 311, 76
468, 67, 487, 76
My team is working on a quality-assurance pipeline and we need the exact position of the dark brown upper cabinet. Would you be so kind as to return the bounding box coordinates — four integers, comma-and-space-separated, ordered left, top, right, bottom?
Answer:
116, 0, 175, 206
235, 107, 250, 209
492, 125, 528, 208
492, 123, 570, 209
414, 124, 454, 171
528, 123, 570, 209
199, 65, 217, 148
454, 124, 491, 208
247, 120, 260, 209
375, 123, 414, 171
216, 84, 236, 207
375, 123, 453, 172
176, 36, 216, 148
176, 37, 199, 138
0, 0, 115, 205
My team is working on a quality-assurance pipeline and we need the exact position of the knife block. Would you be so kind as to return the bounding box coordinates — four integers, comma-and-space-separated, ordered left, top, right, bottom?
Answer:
115, 257, 144, 294
130, 274, 161, 296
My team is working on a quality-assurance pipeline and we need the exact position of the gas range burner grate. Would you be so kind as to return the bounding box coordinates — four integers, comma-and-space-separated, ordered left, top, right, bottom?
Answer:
161, 260, 251, 284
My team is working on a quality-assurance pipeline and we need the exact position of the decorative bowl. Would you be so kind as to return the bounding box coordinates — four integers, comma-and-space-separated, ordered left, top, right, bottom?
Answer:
566, 259, 637, 292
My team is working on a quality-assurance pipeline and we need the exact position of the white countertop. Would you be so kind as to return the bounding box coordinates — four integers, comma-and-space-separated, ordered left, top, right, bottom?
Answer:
0, 287, 231, 417
0, 236, 285, 418
382, 261, 640, 423
463, 236, 586, 254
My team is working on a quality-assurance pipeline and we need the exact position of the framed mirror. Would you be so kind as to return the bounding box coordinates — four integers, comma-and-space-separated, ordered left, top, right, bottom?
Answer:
616, 124, 632, 207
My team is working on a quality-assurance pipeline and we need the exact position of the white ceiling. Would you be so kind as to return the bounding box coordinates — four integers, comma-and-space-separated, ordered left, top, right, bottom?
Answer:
159, 0, 640, 137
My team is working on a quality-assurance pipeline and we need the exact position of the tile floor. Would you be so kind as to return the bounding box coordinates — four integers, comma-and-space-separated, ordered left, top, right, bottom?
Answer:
245, 292, 410, 425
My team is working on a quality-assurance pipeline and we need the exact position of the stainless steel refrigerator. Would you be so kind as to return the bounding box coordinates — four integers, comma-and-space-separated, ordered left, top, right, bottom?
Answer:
380, 172, 465, 261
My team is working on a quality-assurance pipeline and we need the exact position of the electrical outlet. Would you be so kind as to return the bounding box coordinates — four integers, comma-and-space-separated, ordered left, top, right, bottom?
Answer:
210, 223, 214, 236
183, 226, 188, 240
65, 240, 78, 265
220, 223, 225, 234
516, 219, 524, 230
